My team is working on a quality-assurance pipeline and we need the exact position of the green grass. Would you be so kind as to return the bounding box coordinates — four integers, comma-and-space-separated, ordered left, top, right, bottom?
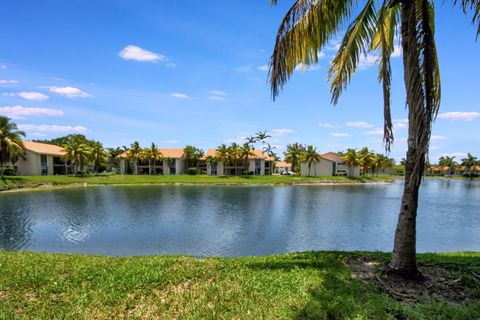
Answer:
0, 174, 397, 191
0, 251, 478, 319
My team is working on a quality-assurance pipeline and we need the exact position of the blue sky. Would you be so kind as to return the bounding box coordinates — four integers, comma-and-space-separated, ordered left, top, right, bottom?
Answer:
0, 0, 479, 162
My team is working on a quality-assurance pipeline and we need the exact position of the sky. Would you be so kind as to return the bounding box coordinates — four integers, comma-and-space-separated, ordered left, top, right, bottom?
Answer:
0, 0, 479, 162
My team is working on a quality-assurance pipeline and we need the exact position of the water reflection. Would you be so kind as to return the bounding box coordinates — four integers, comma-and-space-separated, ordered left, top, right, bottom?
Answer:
0, 179, 479, 256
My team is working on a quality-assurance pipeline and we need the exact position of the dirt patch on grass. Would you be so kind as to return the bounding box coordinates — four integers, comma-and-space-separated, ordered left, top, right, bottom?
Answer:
347, 255, 476, 304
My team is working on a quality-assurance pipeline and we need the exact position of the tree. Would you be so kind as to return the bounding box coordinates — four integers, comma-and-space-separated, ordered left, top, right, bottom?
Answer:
301, 145, 321, 176
340, 148, 361, 177
359, 147, 375, 177
142, 143, 163, 175
183, 145, 204, 171
90, 141, 108, 174
216, 144, 230, 175
127, 141, 142, 175
0, 117, 25, 177
284, 143, 306, 174
268, 0, 479, 277
62, 137, 91, 175
239, 143, 255, 172
460, 153, 479, 179
229, 143, 241, 174
438, 156, 457, 176
106, 147, 124, 172
255, 130, 271, 143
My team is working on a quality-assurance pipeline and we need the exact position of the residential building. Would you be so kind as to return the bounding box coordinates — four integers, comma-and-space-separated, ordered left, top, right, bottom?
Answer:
300, 157, 335, 176
274, 161, 292, 174
321, 152, 360, 177
119, 148, 185, 175
14, 141, 74, 176
205, 149, 274, 176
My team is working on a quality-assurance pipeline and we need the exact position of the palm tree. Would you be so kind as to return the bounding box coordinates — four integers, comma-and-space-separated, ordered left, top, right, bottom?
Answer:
284, 143, 305, 174
255, 130, 271, 143
301, 145, 321, 176
460, 153, 479, 179
106, 147, 123, 172
239, 143, 255, 172
127, 141, 142, 175
359, 147, 375, 177
216, 144, 230, 174
268, 0, 479, 277
0, 117, 25, 177
229, 143, 241, 174
438, 155, 457, 176
90, 141, 108, 174
62, 138, 91, 175
142, 143, 162, 175
340, 148, 361, 177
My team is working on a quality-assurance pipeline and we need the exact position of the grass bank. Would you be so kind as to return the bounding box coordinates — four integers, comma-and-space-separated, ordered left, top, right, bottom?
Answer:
0, 174, 397, 192
0, 251, 478, 319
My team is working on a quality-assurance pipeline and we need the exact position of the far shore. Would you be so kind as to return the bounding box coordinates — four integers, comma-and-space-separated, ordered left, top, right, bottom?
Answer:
0, 174, 398, 193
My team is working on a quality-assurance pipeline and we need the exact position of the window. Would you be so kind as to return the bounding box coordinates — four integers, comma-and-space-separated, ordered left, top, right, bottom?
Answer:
40, 154, 48, 175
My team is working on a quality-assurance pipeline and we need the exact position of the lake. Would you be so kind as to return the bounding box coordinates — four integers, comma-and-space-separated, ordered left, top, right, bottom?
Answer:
0, 179, 479, 256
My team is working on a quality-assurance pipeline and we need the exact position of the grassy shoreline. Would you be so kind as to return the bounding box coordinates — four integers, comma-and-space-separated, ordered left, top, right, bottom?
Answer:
0, 251, 478, 319
0, 174, 397, 192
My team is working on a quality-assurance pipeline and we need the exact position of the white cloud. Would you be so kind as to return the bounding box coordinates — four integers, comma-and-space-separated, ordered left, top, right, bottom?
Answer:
437, 111, 479, 122
392, 44, 403, 58
271, 128, 294, 137
235, 65, 252, 72
257, 65, 269, 72
358, 54, 377, 70
18, 124, 87, 133
4, 92, 49, 101
166, 63, 176, 68
164, 140, 179, 144
210, 90, 227, 96
295, 63, 321, 72
331, 132, 351, 137
366, 128, 384, 135
437, 152, 467, 160
325, 39, 341, 51
52, 76, 64, 81
0, 105, 63, 119
431, 135, 447, 141
0, 80, 19, 86
318, 123, 340, 128
118, 45, 165, 63
45, 86, 91, 98
208, 95, 226, 101
0, 64, 6, 69
170, 92, 189, 99
29, 132, 47, 137
347, 121, 374, 128
393, 118, 408, 129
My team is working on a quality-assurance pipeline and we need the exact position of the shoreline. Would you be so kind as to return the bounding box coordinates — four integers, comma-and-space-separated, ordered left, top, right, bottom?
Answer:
0, 179, 395, 193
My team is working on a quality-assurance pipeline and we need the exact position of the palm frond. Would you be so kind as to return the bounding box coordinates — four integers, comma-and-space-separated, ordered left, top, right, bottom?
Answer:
328, 0, 377, 105
269, 0, 355, 99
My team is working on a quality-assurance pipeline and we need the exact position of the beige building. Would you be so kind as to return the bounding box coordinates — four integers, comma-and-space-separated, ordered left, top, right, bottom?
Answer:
205, 149, 274, 176
321, 152, 360, 177
14, 141, 74, 176
119, 148, 186, 175
274, 161, 292, 174
300, 157, 335, 176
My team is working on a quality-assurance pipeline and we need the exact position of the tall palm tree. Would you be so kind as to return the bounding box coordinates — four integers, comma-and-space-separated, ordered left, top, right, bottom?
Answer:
239, 143, 255, 172
359, 147, 375, 177
460, 153, 479, 179
340, 148, 361, 177
438, 155, 457, 176
142, 143, 162, 175
216, 144, 230, 174
284, 143, 305, 174
90, 141, 108, 174
255, 130, 271, 143
127, 141, 142, 175
301, 145, 322, 176
106, 147, 123, 172
62, 138, 91, 175
268, 0, 479, 277
229, 143, 241, 174
0, 117, 25, 177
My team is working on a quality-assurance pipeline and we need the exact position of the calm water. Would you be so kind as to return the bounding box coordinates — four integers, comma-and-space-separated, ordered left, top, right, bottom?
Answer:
0, 179, 479, 256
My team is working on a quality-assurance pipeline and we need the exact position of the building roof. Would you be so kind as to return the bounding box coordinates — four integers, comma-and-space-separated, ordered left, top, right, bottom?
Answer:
206, 148, 275, 161
120, 148, 185, 159
275, 161, 292, 168
321, 152, 341, 162
23, 141, 65, 156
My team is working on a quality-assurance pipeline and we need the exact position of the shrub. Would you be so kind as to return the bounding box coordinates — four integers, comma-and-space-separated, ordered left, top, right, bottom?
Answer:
187, 167, 197, 175
243, 170, 254, 176
0, 167, 15, 176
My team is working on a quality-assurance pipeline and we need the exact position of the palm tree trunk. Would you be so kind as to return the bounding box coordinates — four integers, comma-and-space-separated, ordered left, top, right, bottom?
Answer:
391, 0, 429, 279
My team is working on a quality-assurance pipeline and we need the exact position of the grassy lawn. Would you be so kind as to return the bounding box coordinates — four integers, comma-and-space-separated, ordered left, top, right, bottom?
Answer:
0, 251, 478, 319
0, 174, 398, 191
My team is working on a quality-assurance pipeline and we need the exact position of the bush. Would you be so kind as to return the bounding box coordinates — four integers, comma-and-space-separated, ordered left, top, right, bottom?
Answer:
243, 170, 254, 176
187, 167, 197, 175
0, 167, 15, 176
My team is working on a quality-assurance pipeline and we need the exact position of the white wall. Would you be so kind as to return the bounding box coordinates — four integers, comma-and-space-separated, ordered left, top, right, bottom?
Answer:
15, 150, 40, 175
300, 160, 334, 176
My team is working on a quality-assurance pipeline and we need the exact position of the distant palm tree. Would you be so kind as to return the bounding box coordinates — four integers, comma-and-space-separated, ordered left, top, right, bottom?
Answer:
301, 145, 321, 176
229, 143, 241, 174
206, 156, 218, 174
461, 153, 479, 179
438, 156, 457, 176
239, 143, 255, 172
142, 143, 162, 175
62, 138, 91, 175
359, 147, 374, 177
284, 143, 305, 174
127, 141, 142, 175
0, 116, 25, 177
255, 130, 271, 143
340, 148, 361, 177
90, 141, 108, 174
106, 147, 124, 172
216, 144, 230, 174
